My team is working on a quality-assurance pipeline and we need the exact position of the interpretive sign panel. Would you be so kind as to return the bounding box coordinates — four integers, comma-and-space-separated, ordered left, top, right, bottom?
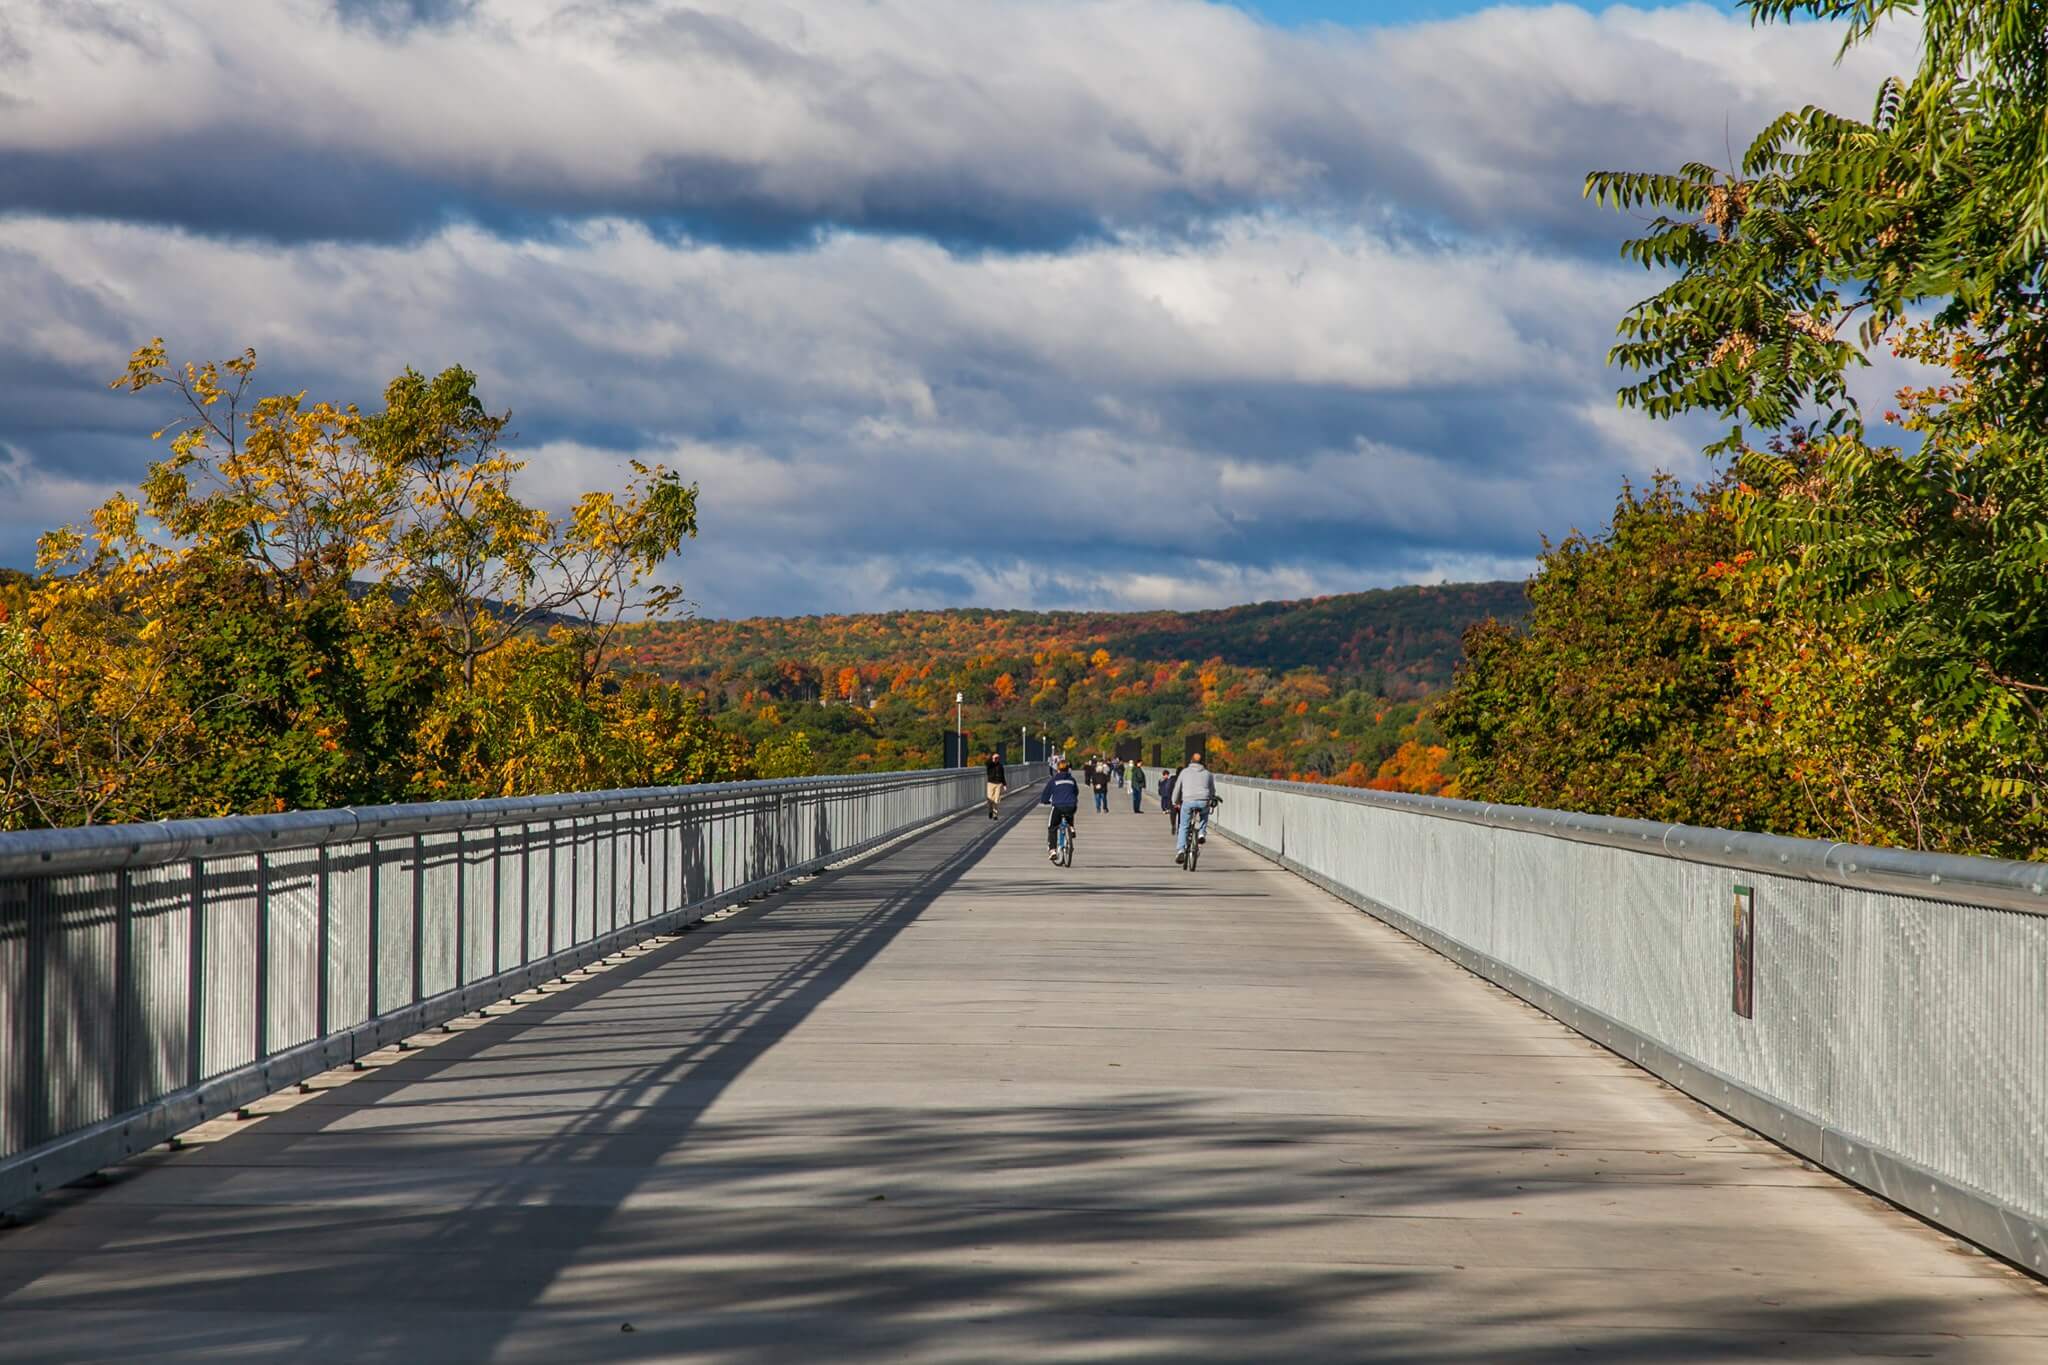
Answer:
1731, 884, 1755, 1018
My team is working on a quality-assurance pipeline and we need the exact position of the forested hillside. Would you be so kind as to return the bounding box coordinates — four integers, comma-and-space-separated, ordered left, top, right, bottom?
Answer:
631, 583, 1522, 696
620, 584, 1525, 790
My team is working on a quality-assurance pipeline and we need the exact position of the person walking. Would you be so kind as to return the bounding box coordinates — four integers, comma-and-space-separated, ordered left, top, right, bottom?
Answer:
1159, 766, 1178, 837
1129, 761, 1146, 813
984, 751, 1006, 819
1089, 758, 1112, 812
1173, 753, 1217, 865
1112, 757, 1125, 790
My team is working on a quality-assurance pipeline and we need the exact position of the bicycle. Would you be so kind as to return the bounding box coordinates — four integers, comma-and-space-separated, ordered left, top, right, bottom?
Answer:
1054, 814, 1075, 867
1178, 797, 1218, 872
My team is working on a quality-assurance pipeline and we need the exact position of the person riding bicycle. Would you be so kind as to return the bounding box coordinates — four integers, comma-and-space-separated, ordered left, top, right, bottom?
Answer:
1040, 759, 1082, 861
1173, 753, 1217, 865
984, 751, 1006, 819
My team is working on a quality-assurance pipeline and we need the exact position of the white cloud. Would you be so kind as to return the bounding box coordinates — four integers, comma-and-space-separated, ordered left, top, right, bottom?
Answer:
0, 0, 1923, 613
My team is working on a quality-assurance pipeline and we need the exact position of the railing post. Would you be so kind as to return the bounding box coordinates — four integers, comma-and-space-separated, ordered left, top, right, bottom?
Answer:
186, 859, 205, 1087
254, 853, 271, 1059
113, 869, 136, 1112
411, 835, 425, 1006
315, 846, 331, 1040
22, 880, 50, 1149
518, 824, 531, 969
491, 827, 504, 975
365, 839, 381, 1018
454, 831, 467, 993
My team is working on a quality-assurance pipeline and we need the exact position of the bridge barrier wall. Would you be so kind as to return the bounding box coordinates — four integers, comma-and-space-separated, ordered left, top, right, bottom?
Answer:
1213, 775, 2048, 1277
0, 763, 1042, 1213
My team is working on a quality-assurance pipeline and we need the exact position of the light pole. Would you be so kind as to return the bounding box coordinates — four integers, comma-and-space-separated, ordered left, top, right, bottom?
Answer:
955, 692, 964, 767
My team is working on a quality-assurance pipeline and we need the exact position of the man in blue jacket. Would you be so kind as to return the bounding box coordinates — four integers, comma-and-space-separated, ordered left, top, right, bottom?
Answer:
1040, 759, 1081, 860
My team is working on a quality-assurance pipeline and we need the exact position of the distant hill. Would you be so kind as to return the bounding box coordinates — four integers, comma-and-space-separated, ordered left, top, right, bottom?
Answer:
629, 581, 1526, 697
623, 583, 1528, 791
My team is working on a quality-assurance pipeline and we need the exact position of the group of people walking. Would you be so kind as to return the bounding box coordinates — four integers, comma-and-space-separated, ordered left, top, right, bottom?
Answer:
1014, 750, 1216, 865
1071, 755, 1147, 813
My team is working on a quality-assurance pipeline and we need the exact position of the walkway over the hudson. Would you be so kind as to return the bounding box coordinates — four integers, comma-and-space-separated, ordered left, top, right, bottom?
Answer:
3, 801, 2046, 1362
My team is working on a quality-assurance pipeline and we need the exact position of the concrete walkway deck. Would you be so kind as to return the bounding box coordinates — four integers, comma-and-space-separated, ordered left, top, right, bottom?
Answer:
3, 795, 2046, 1362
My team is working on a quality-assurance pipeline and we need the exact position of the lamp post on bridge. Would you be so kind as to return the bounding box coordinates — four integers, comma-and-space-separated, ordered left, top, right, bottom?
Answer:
955, 692, 964, 767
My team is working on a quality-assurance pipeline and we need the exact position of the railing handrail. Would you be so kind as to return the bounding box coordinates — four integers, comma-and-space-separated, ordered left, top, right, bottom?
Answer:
1218, 774, 2048, 918
0, 767, 971, 878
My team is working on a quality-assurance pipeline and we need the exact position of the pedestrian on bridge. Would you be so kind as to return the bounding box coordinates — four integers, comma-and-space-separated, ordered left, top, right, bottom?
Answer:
1129, 762, 1146, 813
1159, 766, 1177, 837
1088, 758, 1112, 812
984, 752, 1006, 819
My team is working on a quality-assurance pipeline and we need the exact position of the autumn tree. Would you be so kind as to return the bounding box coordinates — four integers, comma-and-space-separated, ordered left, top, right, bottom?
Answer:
1439, 477, 1806, 830
116, 343, 698, 692
1, 341, 745, 829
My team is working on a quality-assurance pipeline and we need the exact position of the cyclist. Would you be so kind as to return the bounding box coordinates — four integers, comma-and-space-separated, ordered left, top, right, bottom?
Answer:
1173, 753, 1217, 865
984, 751, 1006, 819
1040, 759, 1081, 861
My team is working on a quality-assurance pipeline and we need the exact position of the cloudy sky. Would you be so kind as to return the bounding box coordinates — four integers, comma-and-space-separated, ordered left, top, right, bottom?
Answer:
0, 0, 1912, 616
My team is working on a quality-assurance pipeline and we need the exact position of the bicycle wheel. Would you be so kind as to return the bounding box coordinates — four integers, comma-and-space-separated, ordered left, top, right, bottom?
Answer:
1185, 825, 1200, 871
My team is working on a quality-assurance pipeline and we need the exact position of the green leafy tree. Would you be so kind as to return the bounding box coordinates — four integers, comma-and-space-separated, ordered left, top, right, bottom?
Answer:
1581, 3, 2048, 853
1587, 1, 2048, 450
1722, 332, 2048, 852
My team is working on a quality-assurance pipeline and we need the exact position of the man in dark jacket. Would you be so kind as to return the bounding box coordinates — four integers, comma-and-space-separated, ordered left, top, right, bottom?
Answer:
1129, 762, 1147, 813
984, 752, 1006, 818
1040, 761, 1081, 860
1088, 758, 1112, 812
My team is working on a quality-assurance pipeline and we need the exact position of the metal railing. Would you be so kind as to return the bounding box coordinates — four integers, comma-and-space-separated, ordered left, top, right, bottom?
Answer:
0, 763, 1041, 1212
1213, 775, 2048, 1277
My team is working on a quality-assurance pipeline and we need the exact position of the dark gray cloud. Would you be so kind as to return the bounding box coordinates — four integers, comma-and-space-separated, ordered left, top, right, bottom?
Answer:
0, 2, 1909, 250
